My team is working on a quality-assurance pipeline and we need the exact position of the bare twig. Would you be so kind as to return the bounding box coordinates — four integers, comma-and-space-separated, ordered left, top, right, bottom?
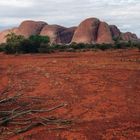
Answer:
0, 94, 22, 104
14, 123, 40, 134
0, 86, 12, 96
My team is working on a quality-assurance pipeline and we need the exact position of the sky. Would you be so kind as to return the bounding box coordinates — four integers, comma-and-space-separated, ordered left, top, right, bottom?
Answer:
0, 0, 140, 37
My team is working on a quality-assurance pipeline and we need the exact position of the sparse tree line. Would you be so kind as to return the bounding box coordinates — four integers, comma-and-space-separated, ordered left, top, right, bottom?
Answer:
0, 32, 140, 54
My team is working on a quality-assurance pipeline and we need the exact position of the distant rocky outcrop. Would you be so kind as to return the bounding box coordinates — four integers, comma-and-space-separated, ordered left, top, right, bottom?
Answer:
109, 25, 121, 39
121, 32, 138, 41
0, 18, 138, 44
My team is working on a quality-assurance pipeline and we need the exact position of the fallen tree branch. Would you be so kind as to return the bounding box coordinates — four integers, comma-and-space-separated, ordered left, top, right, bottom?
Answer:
0, 92, 71, 138
14, 117, 72, 134
0, 103, 65, 125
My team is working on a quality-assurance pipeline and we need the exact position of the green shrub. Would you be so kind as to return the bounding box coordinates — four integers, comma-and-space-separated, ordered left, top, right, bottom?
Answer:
113, 41, 134, 49
38, 43, 53, 53
4, 32, 25, 54
114, 42, 122, 49
134, 41, 140, 51
19, 39, 37, 53
3, 33, 50, 54
94, 44, 112, 51
69, 43, 86, 49
4, 44, 16, 54
0, 43, 6, 52
138, 46, 140, 51
29, 35, 50, 46
29, 35, 50, 53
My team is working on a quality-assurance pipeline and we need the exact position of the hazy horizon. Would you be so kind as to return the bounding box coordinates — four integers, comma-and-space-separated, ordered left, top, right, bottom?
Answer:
0, 0, 140, 37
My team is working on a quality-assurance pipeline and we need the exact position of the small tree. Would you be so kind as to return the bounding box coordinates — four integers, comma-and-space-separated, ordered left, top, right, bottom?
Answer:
5, 32, 25, 54
29, 35, 50, 53
29, 35, 50, 46
19, 39, 34, 53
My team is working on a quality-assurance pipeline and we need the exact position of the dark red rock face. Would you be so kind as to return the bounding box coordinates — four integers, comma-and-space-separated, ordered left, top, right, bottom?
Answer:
59, 27, 77, 44
40, 25, 76, 44
109, 25, 121, 38
72, 18, 100, 44
97, 22, 114, 44
40, 25, 66, 44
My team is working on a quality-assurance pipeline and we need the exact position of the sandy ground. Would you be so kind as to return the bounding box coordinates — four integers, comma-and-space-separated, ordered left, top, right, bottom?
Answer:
0, 49, 140, 140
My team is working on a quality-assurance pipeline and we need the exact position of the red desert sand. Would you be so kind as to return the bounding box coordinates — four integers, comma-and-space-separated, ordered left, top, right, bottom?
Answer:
0, 49, 140, 140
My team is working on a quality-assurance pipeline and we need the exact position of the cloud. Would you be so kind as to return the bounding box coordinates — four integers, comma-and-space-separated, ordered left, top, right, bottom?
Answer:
0, 0, 33, 7
0, 0, 140, 37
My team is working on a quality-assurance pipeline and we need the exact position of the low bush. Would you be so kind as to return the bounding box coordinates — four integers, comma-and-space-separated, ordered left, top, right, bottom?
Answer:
94, 43, 112, 51
38, 43, 54, 53
0, 43, 6, 52
19, 39, 37, 53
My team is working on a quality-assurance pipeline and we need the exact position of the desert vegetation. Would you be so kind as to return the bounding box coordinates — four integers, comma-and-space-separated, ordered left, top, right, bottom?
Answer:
0, 32, 140, 54
0, 32, 50, 54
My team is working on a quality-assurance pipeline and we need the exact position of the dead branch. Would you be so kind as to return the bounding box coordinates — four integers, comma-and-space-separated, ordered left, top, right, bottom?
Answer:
0, 94, 22, 104
10, 121, 31, 125
0, 103, 65, 125
14, 117, 72, 134
14, 123, 40, 134
40, 117, 72, 125
0, 92, 71, 138
0, 86, 12, 96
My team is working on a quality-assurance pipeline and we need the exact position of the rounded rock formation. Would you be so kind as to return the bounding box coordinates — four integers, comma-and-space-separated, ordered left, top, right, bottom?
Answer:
96, 22, 114, 44
0, 28, 18, 43
121, 32, 138, 41
0, 17, 139, 45
72, 18, 100, 44
17, 20, 47, 37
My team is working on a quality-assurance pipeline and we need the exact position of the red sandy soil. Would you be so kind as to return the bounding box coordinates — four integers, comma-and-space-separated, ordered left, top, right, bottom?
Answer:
0, 49, 140, 140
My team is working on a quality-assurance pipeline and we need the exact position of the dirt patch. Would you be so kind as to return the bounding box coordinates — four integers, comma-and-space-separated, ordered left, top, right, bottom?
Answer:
0, 49, 140, 140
